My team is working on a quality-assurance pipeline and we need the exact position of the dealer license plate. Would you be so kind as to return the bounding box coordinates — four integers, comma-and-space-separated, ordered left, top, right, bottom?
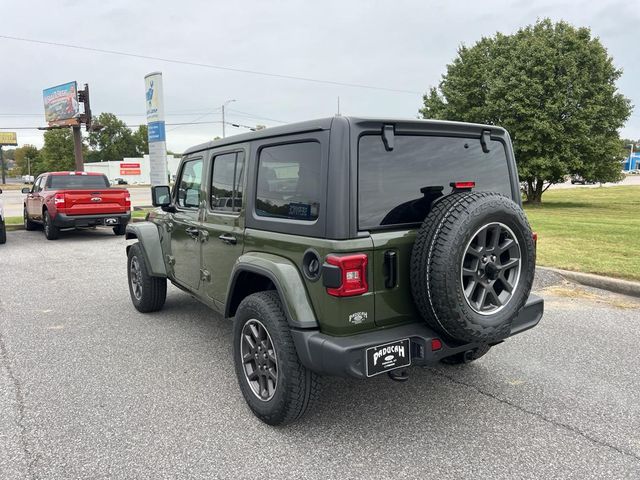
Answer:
365, 338, 411, 377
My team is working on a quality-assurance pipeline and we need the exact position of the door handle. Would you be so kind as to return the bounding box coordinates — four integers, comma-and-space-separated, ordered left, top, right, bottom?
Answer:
218, 234, 237, 245
185, 227, 200, 238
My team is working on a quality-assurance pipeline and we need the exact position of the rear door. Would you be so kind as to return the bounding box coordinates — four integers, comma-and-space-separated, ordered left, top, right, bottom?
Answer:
170, 156, 204, 290
357, 132, 515, 327
200, 148, 246, 302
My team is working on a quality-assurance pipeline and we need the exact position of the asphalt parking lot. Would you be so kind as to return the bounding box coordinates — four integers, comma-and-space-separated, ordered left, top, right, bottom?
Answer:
1, 229, 639, 479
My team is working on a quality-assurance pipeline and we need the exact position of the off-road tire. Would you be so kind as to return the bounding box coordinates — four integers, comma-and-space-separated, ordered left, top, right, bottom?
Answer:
113, 223, 127, 236
127, 243, 167, 313
43, 210, 59, 240
0, 220, 6, 244
410, 191, 535, 343
441, 344, 492, 365
233, 291, 321, 425
24, 208, 37, 231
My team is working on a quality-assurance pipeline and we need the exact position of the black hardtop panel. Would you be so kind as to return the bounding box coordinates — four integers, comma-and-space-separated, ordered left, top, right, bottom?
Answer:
182, 117, 334, 156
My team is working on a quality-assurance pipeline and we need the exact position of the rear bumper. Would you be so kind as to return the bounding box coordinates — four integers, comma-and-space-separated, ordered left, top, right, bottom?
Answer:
53, 212, 131, 228
292, 294, 544, 379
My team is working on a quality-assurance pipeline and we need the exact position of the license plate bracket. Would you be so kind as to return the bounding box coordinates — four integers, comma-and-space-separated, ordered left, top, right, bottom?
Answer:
365, 338, 411, 377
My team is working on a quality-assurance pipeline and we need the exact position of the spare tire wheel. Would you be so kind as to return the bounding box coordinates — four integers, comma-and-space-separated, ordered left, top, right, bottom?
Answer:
410, 191, 535, 343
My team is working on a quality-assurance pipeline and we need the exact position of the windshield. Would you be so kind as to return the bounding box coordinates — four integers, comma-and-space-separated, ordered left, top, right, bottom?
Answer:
47, 174, 110, 190
358, 134, 513, 229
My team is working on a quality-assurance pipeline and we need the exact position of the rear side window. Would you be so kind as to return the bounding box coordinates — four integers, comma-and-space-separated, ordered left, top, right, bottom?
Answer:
255, 142, 321, 221
211, 151, 244, 212
358, 135, 512, 229
47, 174, 109, 189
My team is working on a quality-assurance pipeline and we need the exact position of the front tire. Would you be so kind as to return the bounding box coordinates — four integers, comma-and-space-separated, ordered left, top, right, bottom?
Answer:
24, 208, 37, 231
0, 220, 6, 244
127, 243, 167, 312
233, 291, 320, 425
43, 211, 59, 240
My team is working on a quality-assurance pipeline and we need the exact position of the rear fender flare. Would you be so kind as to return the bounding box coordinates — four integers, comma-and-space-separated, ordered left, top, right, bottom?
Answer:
125, 222, 167, 277
226, 252, 318, 329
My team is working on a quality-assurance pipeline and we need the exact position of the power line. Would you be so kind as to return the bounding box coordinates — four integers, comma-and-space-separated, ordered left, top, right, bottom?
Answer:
227, 109, 287, 124
0, 34, 422, 95
0, 121, 226, 130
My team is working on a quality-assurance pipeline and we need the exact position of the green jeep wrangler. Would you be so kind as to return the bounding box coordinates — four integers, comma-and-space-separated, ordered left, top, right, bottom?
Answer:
125, 117, 543, 425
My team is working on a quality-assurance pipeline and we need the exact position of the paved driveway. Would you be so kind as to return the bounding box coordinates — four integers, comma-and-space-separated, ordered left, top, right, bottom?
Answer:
1, 229, 639, 479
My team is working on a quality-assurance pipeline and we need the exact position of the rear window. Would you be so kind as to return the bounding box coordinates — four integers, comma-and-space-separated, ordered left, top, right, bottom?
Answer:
47, 174, 110, 190
358, 135, 512, 229
255, 142, 321, 221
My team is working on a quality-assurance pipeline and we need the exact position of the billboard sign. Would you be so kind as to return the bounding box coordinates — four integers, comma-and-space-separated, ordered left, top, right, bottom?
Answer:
0, 132, 18, 146
120, 162, 141, 175
144, 72, 168, 185
43, 81, 79, 126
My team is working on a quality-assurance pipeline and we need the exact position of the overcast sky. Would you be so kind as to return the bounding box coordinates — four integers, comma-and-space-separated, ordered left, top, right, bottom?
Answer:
1, 0, 638, 153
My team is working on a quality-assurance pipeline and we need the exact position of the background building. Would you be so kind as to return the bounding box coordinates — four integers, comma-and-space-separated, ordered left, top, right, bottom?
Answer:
84, 154, 181, 184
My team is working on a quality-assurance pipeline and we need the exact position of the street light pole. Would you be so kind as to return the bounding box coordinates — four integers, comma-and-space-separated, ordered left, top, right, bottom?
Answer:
221, 99, 236, 138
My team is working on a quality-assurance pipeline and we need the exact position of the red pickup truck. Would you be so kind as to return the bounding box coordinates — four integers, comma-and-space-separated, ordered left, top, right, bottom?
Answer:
22, 171, 131, 240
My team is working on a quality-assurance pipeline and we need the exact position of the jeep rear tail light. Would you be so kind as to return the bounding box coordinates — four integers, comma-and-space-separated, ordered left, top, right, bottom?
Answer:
532, 231, 538, 248
451, 181, 475, 190
54, 193, 66, 208
324, 254, 369, 297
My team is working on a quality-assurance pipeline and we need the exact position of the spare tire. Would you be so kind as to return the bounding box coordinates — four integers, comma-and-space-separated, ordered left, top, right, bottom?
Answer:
410, 191, 535, 343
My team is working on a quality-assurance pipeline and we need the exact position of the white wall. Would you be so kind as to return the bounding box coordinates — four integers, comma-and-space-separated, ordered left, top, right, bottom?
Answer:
84, 155, 181, 184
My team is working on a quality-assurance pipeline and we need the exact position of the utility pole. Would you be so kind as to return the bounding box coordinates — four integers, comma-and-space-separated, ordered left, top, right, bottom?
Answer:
221, 99, 236, 138
337, 96, 340, 115
0, 146, 5, 185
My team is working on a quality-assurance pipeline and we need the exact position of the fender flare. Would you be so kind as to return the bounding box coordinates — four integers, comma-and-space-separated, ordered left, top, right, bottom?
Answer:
226, 252, 319, 329
125, 222, 167, 277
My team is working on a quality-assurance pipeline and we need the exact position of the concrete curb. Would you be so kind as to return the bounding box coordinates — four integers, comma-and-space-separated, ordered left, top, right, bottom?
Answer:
538, 266, 640, 298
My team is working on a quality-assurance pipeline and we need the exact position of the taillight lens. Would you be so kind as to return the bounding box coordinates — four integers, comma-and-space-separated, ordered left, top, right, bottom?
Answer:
452, 181, 476, 189
124, 195, 131, 210
532, 232, 538, 248
326, 253, 369, 297
54, 193, 66, 208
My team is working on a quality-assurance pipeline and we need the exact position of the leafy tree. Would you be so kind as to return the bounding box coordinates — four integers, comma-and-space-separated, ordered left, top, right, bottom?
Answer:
88, 113, 138, 162
420, 19, 632, 202
132, 125, 149, 155
13, 145, 39, 176
38, 129, 86, 174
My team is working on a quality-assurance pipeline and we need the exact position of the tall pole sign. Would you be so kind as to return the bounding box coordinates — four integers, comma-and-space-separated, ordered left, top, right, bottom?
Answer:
145, 72, 168, 186
0, 132, 18, 185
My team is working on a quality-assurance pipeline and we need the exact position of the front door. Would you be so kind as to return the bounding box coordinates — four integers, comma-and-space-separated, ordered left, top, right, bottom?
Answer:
201, 150, 246, 302
27, 175, 45, 220
170, 156, 204, 290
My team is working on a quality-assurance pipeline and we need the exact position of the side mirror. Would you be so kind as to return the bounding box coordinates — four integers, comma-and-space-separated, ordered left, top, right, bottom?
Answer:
151, 185, 172, 207
21, 187, 31, 194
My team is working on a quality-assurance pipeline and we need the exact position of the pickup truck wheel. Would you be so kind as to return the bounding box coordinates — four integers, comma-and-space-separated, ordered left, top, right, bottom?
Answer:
24, 208, 37, 231
410, 191, 535, 343
113, 223, 127, 236
0, 220, 6, 244
43, 211, 59, 240
233, 291, 320, 425
441, 344, 491, 365
127, 243, 167, 313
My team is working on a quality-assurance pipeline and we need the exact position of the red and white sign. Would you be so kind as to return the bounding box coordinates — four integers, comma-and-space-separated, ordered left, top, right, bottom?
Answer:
120, 162, 141, 175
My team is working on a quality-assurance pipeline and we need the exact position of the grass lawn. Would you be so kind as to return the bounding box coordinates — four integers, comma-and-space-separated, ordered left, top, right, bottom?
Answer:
524, 186, 640, 281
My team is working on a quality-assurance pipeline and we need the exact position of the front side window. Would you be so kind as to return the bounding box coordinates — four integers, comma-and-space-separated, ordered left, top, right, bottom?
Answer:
211, 151, 244, 212
255, 142, 321, 221
177, 158, 203, 208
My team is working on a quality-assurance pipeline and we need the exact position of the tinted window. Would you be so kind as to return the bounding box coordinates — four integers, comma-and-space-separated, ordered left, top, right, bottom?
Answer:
256, 142, 321, 221
47, 174, 109, 189
177, 158, 203, 208
358, 135, 512, 229
211, 151, 244, 212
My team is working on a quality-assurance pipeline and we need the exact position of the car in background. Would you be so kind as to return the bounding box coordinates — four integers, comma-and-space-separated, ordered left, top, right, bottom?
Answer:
22, 171, 131, 240
112, 178, 128, 185
570, 174, 597, 185
0, 188, 6, 244
22, 175, 34, 184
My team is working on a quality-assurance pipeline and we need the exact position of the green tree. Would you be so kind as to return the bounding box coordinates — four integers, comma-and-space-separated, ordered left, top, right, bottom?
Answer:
420, 19, 632, 203
13, 145, 39, 176
38, 129, 86, 174
132, 125, 149, 155
88, 113, 138, 162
